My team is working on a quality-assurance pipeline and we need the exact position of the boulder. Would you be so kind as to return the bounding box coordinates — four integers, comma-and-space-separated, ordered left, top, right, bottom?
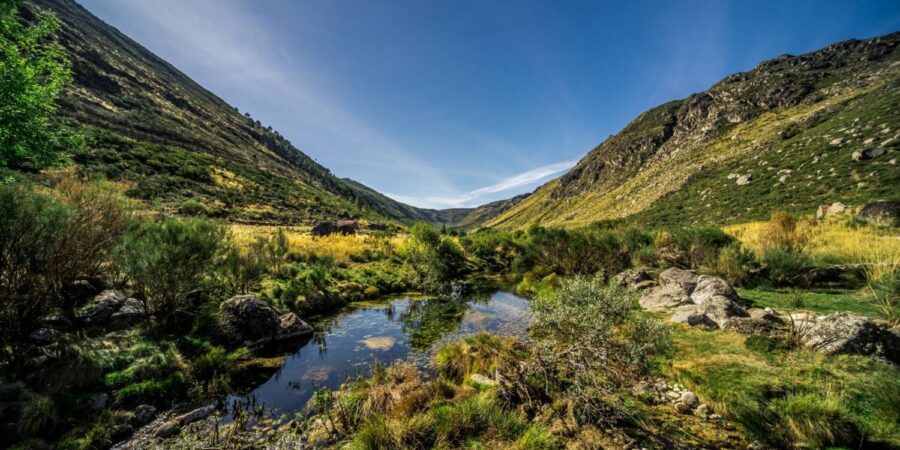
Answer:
639, 284, 692, 311
852, 147, 887, 161
311, 221, 336, 236
468, 373, 498, 387
736, 174, 752, 185
803, 313, 899, 363
691, 276, 741, 305
276, 312, 313, 341
679, 391, 699, 408
632, 280, 658, 291
219, 295, 281, 345
659, 268, 698, 294
29, 328, 61, 346
858, 201, 899, 222
697, 296, 749, 328
669, 305, 718, 329
132, 405, 157, 426
614, 268, 652, 289
219, 295, 312, 347
78, 290, 128, 325
674, 402, 692, 414
110, 298, 147, 329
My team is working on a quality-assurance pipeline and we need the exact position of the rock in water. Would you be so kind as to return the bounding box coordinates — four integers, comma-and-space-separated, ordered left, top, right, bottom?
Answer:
219, 295, 312, 347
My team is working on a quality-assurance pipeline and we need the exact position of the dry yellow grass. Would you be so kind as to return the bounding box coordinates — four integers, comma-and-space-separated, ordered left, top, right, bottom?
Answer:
230, 224, 409, 264
725, 218, 900, 264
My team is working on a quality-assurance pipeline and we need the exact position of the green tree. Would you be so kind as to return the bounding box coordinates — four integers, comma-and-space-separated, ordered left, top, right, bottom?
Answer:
407, 222, 466, 293
0, 0, 79, 169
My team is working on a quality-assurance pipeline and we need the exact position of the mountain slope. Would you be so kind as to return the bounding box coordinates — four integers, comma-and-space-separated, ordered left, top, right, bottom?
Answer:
28, 0, 441, 225
489, 33, 900, 229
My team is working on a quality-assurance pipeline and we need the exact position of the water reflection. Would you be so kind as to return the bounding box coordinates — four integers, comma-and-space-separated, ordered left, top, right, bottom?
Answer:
229, 290, 532, 416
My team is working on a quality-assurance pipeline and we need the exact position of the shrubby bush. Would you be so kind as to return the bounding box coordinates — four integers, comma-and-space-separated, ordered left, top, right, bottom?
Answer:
115, 218, 229, 328
762, 249, 806, 287
716, 243, 758, 285
407, 222, 467, 293
669, 227, 735, 269
527, 277, 671, 425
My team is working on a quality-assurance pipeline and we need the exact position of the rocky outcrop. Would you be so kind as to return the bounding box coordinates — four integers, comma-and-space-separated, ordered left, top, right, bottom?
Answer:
691, 276, 742, 306
802, 313, 899, 363
614, 268, 652, 288
78, 290, 146, 329
851, 147, 887, 161
218, 295, 312, 348
858, 201, 899, 222
640, 284, 692, 311
658, 268, 698, 294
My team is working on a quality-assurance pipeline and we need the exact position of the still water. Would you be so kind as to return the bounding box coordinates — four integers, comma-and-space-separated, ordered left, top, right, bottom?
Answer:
233, 291, 532, 416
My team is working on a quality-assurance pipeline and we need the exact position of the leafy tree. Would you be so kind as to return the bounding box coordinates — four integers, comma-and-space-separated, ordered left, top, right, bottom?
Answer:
0, 0, 79, 169
407, 222, 466, 293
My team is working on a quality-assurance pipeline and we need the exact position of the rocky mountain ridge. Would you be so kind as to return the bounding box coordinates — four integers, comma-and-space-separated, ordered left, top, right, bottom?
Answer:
490, 32, 900, 228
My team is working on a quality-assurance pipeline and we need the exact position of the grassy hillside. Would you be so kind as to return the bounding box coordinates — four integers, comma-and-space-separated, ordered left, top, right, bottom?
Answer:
27, 0, 444, 225
490, 33, 900, 229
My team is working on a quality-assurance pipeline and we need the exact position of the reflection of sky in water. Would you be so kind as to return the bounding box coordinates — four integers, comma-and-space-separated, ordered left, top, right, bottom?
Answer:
231, 291, 532, 416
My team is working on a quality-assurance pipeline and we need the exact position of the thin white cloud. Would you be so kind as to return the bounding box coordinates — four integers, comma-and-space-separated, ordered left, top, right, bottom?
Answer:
387, 159, 576, 209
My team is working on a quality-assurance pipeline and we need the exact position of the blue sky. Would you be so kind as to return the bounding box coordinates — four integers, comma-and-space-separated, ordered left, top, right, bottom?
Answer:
78, 0, 900, 209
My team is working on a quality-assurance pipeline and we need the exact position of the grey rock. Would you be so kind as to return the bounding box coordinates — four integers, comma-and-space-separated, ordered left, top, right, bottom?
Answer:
132, 405, 157, 425
29, 328, 61, 346
78, 290, 128, 326
155, 421, 180, 438
852, 147, 887, 161
669, 305, 718, 329
691, 276, 741, 305
110, 298, 147, 329
639, 284, 692, 311
220, 296, 312, 348
614, 268, 652, 289
175, 405, 215, 425
858, 201, 899, 222
803, 312, 899, 363
696, 403, 713, 415
697, 296, 749, 328
736, 174, 752, 185
658, 268, 699, 294
679, 391, 699, 408
674, 402, 692, 414
276, 312, 313, 341
219, 295, 282, 345
94, 393, 109, 410
632, 280, 658, 291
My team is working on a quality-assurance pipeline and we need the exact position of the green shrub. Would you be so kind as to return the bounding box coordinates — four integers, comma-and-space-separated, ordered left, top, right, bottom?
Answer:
114, 218, 229, 328
0, 184, 71, 350
178, 199, 210, 216
529, 277, 671, 425
762, 249, 806, 287
407, 222, 467, 293
670, 227, 735, 269
716, 243, 758, 286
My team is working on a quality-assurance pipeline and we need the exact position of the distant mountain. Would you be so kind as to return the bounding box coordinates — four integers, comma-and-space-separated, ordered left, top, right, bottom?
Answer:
28, 0, 457, 225
490, 32, 900, 228
456, 193, 529, 229
341, 178, 474, 225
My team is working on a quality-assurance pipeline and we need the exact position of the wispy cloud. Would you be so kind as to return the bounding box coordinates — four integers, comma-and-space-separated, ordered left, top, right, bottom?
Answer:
387, 159, 575, 209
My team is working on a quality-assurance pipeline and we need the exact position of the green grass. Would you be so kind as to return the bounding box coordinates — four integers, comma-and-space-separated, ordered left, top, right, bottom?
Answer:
667, 326, 900, 448
738, 286, 883, 318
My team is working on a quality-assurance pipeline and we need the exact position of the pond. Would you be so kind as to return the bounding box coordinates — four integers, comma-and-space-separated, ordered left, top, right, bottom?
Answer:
230, 290, 533, 417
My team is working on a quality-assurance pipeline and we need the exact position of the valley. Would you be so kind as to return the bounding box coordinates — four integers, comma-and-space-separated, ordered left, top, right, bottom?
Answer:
0, 1, 898, 449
